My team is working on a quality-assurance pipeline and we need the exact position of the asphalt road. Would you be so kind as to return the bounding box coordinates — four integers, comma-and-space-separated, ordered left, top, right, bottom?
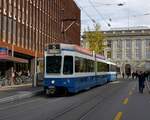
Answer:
0, 79, 150, 120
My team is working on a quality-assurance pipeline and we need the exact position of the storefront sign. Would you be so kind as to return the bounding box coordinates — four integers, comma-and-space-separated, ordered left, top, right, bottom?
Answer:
0, 48, 8, 56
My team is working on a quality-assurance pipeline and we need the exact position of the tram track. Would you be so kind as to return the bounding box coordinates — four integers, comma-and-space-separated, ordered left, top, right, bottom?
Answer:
48, 81, 126, 120
0, 80, 129, 120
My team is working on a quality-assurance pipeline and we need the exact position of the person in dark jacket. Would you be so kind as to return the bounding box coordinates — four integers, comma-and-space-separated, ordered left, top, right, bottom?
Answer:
122, 72, 125, 79
132, 72, 135, 79
135, 71, 138, 79
138, 71, 145, 93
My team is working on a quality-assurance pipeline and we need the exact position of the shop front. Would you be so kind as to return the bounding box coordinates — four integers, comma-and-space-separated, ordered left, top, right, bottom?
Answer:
0, 47, 31, 87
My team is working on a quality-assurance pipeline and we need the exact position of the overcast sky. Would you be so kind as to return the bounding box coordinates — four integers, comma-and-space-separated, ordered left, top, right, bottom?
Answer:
74, 0, 150, 32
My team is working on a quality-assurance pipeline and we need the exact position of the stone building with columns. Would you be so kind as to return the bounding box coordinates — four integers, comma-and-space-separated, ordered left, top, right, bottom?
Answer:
82, 27, 150, 75
103, 27, 150, 74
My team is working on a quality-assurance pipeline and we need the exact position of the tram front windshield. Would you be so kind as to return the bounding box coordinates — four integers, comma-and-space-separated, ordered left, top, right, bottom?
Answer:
46, 56, 62, 74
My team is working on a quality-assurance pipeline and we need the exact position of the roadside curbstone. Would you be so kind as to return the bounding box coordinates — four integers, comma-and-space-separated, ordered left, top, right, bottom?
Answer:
0, 89, 43, 104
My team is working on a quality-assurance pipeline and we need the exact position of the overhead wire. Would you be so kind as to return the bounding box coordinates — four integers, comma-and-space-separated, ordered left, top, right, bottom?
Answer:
88, 0, 111, 27
74, 0, 97, 24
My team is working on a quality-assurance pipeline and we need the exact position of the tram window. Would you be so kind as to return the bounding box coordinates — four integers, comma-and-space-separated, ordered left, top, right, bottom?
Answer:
109, 65, 116, 72
75, 57, 80, 72
63, 56, 73, 75
75, 57, 94, 73
97, 62, 109, 72
46, 56, 61, 74
87, 60, 95, 72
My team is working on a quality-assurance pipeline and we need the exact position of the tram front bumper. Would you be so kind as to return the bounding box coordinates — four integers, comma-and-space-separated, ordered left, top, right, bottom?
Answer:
45, 86, 56, 95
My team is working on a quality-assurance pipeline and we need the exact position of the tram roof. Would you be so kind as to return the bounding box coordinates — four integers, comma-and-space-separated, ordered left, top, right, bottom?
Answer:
60, 44, 93, 57
60, 44, 106, 59
46, 43, 114, 62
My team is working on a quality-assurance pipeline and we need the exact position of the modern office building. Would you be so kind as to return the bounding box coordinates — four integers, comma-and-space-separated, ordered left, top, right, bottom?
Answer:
0, 0, 80, 84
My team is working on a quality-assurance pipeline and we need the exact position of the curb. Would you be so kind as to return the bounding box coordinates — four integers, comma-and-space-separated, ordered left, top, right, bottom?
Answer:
0, 84, 32, 91
0, 89, 43, 104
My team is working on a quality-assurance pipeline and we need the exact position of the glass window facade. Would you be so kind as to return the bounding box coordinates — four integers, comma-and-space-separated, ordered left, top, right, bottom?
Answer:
0, 0, 80, 57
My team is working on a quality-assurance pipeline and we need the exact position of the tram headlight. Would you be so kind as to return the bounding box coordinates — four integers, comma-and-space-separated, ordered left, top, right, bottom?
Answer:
51, 80, 55, 84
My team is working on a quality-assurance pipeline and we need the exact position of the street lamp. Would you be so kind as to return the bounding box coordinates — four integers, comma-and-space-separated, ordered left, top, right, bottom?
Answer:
117, 3, 125, 6
92, 2, 125, 7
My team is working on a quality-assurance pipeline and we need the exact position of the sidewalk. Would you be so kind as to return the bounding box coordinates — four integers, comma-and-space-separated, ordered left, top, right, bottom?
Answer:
0, 84, 43, 104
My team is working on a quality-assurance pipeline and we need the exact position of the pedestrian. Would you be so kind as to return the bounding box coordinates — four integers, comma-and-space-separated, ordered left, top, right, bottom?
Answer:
27, 70, 30, 77
122, 72, 125, 79
138, 71, 145, 93
126, 72, 130, 79
12, 70, 16, 85
132, 72, 135, 79
135, 71, 138, 79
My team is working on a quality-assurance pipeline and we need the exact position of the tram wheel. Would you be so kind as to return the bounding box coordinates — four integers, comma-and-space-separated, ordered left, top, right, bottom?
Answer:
62, 88, 68, 96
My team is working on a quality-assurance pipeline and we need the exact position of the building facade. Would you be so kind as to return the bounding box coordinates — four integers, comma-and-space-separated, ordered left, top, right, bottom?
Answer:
0, 0, 80, 85
82, 27, 150, 75
103, 27, 150, 74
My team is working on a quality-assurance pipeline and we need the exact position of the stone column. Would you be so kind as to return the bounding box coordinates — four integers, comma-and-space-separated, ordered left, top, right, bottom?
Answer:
112, 40, 117, 59
122, 39, 126, 60
141, 38, 145, 60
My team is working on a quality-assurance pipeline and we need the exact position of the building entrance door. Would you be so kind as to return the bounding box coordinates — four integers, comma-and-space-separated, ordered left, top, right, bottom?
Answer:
125, 64, 131, 77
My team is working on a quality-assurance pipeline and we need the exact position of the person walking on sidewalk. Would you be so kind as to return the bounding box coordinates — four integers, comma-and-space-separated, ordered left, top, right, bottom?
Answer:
138, 71, 145, 93
122, 72, 125, 79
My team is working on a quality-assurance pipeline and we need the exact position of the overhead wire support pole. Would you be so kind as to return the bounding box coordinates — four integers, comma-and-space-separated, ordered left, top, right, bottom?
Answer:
61, 16, 78, 42
64, 21, 76, 32
61, 8, 78, 42
61, 18, 77, 32
33, 51, 37, 87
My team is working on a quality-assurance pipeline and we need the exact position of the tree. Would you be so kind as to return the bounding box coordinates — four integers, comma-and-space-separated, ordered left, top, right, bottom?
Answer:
84, 24, 106, 54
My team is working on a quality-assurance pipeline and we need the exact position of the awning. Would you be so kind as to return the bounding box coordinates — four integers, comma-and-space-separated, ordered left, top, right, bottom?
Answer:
0, 56, 28, 63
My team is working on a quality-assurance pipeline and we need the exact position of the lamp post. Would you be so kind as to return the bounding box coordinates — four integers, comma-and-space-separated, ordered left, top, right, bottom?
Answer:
33, 51, 37, 87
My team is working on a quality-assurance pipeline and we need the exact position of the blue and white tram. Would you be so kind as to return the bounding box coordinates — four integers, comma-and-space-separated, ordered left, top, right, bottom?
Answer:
43, 43, 117, 95
107, 61, 117, 82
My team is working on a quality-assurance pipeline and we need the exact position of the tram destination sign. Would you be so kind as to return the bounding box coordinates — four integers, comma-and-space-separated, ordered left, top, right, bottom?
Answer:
47, 44, 61, 54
